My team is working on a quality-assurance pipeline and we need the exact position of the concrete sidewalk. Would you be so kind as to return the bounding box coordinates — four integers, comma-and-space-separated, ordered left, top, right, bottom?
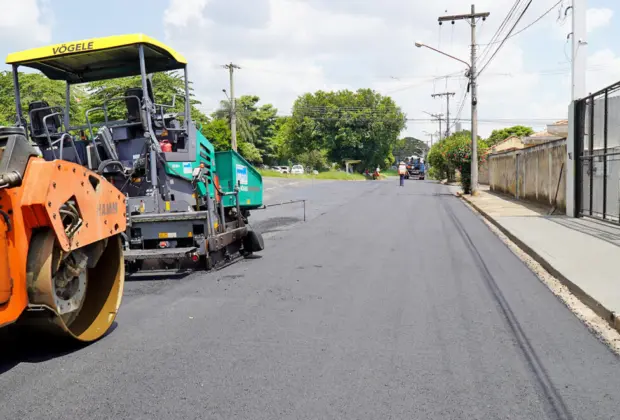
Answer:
461, 187, 620, 332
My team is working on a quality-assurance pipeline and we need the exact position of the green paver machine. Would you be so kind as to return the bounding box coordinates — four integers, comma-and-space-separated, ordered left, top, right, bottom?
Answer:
7, 34, 264, 273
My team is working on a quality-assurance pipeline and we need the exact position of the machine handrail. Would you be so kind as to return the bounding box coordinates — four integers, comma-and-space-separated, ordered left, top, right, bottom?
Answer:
103, 95, 142, 124
84, 96, 143, 166
85, 106, 105, 141
85, 95, 144, 139
70, 120, 140, 132
154, 93, 176, 114
42, 113, 82, 165
84, 107, 106, 164
28, 105, 65, 138
153, 94, 188, 133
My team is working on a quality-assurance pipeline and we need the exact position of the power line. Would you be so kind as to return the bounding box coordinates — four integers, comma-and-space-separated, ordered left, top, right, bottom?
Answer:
390, 61, 619, 83
478, 0, 519, 61
260, 106, 562, 122
478, 0, 564, 46
279, 116, 562, 123
478, 0, 530, 69
450, 77, 470, 129
450, 90, 468, 130
435, 5, 490, 195
477, 0, 524, 65
478, 0, 533, 77
382, 70, 464, 94
431, 92, 456, 136
424, 111, 445, 141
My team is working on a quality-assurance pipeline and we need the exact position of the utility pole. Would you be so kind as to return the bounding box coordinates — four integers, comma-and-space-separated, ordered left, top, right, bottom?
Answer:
571, 0, 587, 100
438, 4, 489, 196
431, 92, 455, 137
223, 63, 241, 151
424, 111, 444, 141
424, 132, 435, 148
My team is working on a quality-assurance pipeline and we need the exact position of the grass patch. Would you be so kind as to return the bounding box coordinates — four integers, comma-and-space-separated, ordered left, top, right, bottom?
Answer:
258, 169, 366, 181
314, 171, 366, 180
258, 169, 290, 178
382, 169, 398, 177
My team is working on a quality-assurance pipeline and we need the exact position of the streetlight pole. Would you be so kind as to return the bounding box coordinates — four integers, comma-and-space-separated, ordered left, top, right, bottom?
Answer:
416, 4, 489, 195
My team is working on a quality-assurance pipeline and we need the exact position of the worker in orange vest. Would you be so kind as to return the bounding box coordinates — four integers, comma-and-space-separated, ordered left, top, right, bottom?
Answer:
398, 161, 407, 187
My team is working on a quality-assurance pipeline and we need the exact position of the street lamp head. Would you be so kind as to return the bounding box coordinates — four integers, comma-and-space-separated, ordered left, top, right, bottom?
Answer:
414, 41, 424, 48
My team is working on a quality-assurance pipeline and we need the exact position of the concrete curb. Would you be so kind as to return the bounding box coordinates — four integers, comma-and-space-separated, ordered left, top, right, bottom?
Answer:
459, 194, 620, 334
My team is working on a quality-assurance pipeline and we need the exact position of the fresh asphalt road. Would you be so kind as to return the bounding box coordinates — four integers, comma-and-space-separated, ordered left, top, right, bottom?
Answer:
2, 178, 620, 419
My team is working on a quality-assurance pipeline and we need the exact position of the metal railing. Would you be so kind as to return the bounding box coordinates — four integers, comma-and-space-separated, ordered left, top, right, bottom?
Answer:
575, 80, 620, 223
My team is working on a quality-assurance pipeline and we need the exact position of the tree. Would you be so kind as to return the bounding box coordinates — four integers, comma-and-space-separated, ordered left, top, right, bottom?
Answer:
0, 71, 209, 130
427, 130, 488, 193
272, 116, 293, 163
238, 141, 262, 164
213, 96, 257, 143
200, 118, 231, 151
393, 136, 428, 161
296, 149, 329, 171
213, 95, 280, 164
0, 71, 86, 126
83, 71, 208, 126
486, 125, 534, 146
286, 88, 406, 170
251, 102, 279, 165
427, 138, 454, 182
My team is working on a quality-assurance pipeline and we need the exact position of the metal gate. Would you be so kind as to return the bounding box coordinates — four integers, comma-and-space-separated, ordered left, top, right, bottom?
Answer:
575, 81, 620, 223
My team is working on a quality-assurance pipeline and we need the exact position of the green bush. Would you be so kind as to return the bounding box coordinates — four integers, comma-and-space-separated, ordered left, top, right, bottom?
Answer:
238, 141, 263, 164
296, 149, 329, 171
428, 166, 442, 180
425, 131, 488, 193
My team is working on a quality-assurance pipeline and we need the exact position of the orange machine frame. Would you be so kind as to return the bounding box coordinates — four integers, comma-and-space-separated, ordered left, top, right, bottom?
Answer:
0, 157, 126, 327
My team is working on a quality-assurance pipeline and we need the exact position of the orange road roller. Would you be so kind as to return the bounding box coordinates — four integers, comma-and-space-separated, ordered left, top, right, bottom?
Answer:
0, 126, 126, 341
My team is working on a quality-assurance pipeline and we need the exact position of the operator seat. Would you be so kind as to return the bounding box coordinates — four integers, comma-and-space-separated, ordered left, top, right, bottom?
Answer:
125, 78, 155, 123
28, 101, 62, 141
28, 101, 86, 164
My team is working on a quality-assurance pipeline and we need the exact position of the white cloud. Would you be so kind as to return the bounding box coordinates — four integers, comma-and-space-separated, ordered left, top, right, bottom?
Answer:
553, 7, 614, 39
164, 0, 382, 116
587, 8, 614, 33
586, 49, 620, 93
162, 0, 616, 139
163, 0, 209, 28
0, 0, 52, 47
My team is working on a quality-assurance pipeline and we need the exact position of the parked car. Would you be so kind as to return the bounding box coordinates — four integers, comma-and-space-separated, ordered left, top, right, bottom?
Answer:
280, 166, 290, 174
272, 166, 281, 172
291, 165, 304, 175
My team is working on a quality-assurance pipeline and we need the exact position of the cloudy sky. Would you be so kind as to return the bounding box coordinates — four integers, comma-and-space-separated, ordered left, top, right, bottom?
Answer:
1, 0, 618, 142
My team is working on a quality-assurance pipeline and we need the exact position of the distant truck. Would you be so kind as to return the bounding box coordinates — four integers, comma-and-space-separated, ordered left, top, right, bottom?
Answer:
405, 156, 425, 180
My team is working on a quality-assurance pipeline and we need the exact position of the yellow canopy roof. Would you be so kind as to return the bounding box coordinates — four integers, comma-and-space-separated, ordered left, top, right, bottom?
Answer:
6, 34, 187, 83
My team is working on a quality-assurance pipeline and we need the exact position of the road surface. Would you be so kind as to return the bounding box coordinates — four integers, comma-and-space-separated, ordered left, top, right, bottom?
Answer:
2, 178, 620, 419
